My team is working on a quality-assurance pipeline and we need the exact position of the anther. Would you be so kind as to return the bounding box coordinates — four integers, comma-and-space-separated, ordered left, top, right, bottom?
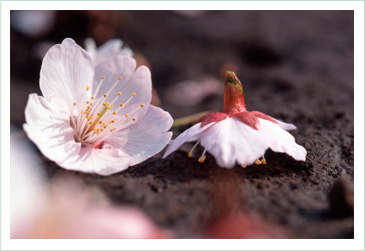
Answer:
118, 92, 122, 96
120, 103, 124, 107
125, 114, 129, 117
261, 157, 266, 165
198, 156, 206, 163
118, 76, 122, 80
132, 93, 136, 96
101, 76, 105, 80
198, 149, 207, 163
140, 104, 144, 107
113, 111, 117, 115
73, 102, 76, 106
255, 159, 262, 165
86, 85, 90, 91
132, 117, 136, 121
241, 164, 247, 168
91, 96, 94, 99
188, 152, 193, 158
104, 94, 107, 97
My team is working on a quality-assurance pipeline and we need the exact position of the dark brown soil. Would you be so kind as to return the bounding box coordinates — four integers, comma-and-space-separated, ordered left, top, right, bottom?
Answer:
11, 10, 354, 238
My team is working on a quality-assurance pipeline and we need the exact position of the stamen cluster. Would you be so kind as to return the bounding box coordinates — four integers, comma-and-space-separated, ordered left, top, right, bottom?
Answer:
71, 76, 144, 147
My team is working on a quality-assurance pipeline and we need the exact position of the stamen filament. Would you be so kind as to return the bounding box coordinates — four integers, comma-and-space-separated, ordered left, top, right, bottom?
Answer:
87, 102, 112, 133
188, 140, 200, 158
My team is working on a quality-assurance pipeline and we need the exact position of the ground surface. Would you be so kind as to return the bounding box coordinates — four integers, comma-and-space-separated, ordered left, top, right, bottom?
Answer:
11, 10, 354, 238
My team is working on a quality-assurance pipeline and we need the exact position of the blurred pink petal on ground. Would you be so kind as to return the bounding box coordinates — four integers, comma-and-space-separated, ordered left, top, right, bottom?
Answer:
166, 77, 223, 106
13, 177, 169, 239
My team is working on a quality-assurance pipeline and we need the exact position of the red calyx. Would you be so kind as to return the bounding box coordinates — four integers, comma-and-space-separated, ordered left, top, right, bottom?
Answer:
199, 71, 279, 130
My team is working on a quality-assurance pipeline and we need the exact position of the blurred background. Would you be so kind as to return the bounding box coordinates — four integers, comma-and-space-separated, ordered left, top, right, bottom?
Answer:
10, 10, 354, 239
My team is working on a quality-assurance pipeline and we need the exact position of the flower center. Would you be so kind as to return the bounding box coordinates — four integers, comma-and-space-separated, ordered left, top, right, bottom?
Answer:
71, 76, 144, 148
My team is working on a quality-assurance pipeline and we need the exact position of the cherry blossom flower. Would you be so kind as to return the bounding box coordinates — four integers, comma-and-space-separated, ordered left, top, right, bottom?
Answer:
24, 38, 173, 175
84, 37, 133, 66
163, 71, 306, 168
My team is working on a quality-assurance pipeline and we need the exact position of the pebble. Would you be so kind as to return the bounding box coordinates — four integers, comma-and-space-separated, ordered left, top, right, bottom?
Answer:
327, 175, 354, 217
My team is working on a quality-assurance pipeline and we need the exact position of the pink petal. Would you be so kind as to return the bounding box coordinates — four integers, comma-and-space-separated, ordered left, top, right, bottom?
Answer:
93, 56, 151, 123
200, 117, 267, 167
163, 122, 214, 158
258, 119, 306, 161
106, 105, 173, 165
23, 94, 81, 164
40, 38, 94, 111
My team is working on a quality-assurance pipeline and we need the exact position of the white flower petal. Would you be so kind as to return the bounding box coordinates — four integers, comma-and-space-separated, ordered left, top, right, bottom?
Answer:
107, 105, 173, 165
40, 38, 94, 111
275, 119, 297, 130
84, 38, 97, 61
24, 94, 81, 164
85, 38, 134, 66
60, 146, 132, 176
163, 122, 214, 158
200, 117, 268, 168
93, 57, 152, 122
258, 119, 307, 161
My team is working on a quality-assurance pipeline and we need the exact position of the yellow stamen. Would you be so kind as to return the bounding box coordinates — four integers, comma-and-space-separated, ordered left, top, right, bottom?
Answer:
101, 76, 105, 80
140, 104, 144, 107
132, 117, 136, 121
88, 102, 112, 133
125, 114, 129, 117
255, 159, 262, 165
241, 164, 247, 168
118, 76, 122, 80
261, 158, 267, 165
120, 103, 124, 107
132, 93, 136, 96
198, 156, 206, 163
91, 96, 94, 99
113, 111, 117, 115
118, 92, 122, 96
86, 85, 90, 91
188, 152, 193, 158
103, 94, 107, 97
73, 102, 76, 106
